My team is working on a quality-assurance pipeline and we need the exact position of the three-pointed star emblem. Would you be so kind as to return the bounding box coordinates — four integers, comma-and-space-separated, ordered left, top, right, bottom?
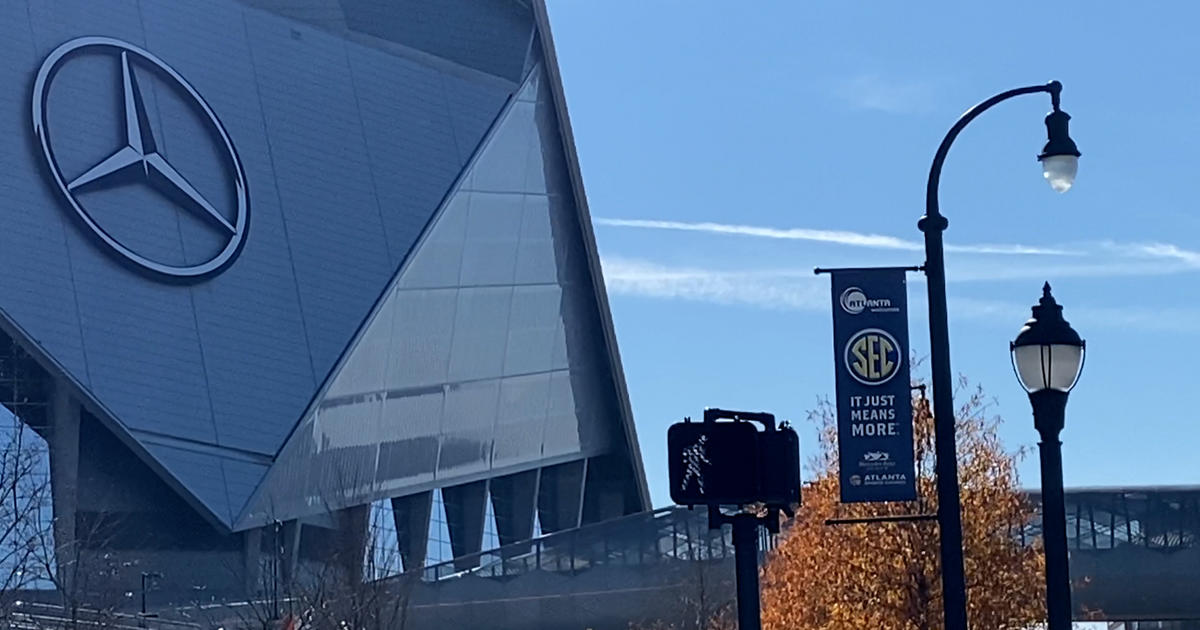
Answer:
69, 51, 235, 236
32, 37, 249, 280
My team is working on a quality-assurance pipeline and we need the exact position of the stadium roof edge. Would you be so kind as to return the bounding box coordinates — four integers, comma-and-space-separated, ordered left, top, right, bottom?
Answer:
531, 0, 652, 510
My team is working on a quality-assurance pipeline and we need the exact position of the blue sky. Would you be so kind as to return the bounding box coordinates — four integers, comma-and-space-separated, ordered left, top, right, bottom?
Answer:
545, 2, 1200, 507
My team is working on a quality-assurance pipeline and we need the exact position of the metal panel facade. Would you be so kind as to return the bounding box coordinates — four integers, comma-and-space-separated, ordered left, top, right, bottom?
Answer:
1, 0, 520, 526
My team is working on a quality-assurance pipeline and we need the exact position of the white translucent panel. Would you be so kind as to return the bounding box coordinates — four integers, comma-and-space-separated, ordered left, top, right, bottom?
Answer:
493, 374, 552, 467
447, 288, 513, 382
514, 195, 557, 284
504, 286, 563, 376
398, 191, 470, 289
459, 192, 524, 286
471, 101, 536, 193
303, 412, 378, 497
543, 370, 582, 458
325, 292, 398, 399
386, 288, 457, 388
438, 379, 500, 476
313, 397, 384, 451
379, 390, 444, 443
442, 379, 500, 433
376, 391, 442, 486
1041, 155, 1078, 193
1013, 343, 1084, 392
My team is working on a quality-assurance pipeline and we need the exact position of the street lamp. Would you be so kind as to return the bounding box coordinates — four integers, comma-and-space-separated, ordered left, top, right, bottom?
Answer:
1039, 95, 1082, 193
1011, 283, 1084, 630
922, 80, 1079, 630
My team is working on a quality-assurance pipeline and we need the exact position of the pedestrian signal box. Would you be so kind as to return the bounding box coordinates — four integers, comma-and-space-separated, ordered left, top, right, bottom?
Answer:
667, 408, 800, 509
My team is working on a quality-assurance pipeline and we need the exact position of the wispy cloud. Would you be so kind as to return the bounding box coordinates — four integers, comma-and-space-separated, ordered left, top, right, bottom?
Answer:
595, 218, 1078, 256
600, 257, 1200, 333
1101, 241, 1200, 267
945, 260, 1197, 282
601, 257, 825, 311
948, 297, 1200, 334
834, 73, 938, 114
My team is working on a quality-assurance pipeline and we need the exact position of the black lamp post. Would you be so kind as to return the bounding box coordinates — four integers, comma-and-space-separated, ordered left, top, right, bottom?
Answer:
922, 80, 1079, 630
1011, 283, 1085, 630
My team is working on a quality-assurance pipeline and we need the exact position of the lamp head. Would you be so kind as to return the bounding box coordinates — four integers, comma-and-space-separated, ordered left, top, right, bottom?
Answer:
1011, 283, 1085, 394
1038, 109, 1081, 193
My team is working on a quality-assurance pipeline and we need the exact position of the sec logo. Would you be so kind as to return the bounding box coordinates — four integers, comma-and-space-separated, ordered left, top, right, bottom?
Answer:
844, 328, 902, 385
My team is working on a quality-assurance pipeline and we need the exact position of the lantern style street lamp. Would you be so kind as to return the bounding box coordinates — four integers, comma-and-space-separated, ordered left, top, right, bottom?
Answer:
922, 80, 1080, 630
1011, 283, 1085, 630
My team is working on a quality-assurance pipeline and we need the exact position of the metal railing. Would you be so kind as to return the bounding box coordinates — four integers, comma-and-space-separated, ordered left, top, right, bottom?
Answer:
418, 486, 1200, 585
1024, 487, 1200, 552
418, 506, 772, 583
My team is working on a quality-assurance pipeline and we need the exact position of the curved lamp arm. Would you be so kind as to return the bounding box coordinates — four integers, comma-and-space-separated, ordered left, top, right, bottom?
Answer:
916, 79, 1064, 630
921, 80, 1062, 230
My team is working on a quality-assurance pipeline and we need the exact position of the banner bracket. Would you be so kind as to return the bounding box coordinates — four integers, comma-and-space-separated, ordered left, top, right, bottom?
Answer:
813, 265, 924, 276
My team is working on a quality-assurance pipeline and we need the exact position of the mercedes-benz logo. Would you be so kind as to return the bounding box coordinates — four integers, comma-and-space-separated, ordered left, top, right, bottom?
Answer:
31, 37, 249, 279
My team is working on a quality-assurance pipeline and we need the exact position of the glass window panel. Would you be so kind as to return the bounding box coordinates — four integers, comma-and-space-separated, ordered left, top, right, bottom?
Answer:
441, 380, 500, 433
493, 374, 551, 468
379, 390, 444, 444
557, 283, 606, 373
483, 492, 501, 550
459, 192, 524, 286
550, 318, 569, 371
471, 101, 536, 194
386, 288, 457, 389
398, 191, 470, 290
376, 391, 444, 487
516, 68, 539, 103
504, 286, 561, 376
438, 379, 500, 476
548, 195, 581, 277
524, 112, 547, 194
325, 294, 397, 399
570, 368, 617, 454
448, 288, 513, 382
366, 498, 402, 580
514, 195, 557, 285
0, 410, 54, 589
313, 396, 384, 452
543, 370, 582, 458
310, 442, 378, 501
526, 80, 566, 195
426, 489, 453, 567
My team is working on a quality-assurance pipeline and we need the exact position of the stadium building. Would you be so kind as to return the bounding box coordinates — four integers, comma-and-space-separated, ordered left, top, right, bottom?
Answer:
0, 0, 648, 606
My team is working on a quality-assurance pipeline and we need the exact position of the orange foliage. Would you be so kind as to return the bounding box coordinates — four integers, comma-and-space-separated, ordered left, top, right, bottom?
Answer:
760, 380, 1045, 630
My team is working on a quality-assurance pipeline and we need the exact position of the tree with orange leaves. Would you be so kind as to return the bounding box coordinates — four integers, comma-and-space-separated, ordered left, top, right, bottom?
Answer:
760, 379, 1045, 630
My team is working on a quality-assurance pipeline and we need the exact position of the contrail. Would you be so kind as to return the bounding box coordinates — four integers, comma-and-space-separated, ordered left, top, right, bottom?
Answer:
594, 218, 1080, 256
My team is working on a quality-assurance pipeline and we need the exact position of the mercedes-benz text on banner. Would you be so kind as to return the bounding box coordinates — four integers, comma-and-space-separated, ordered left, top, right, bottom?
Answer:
829, 268, 917, 503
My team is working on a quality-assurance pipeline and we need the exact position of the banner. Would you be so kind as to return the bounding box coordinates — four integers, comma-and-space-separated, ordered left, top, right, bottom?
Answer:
829, 268, 916, 503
